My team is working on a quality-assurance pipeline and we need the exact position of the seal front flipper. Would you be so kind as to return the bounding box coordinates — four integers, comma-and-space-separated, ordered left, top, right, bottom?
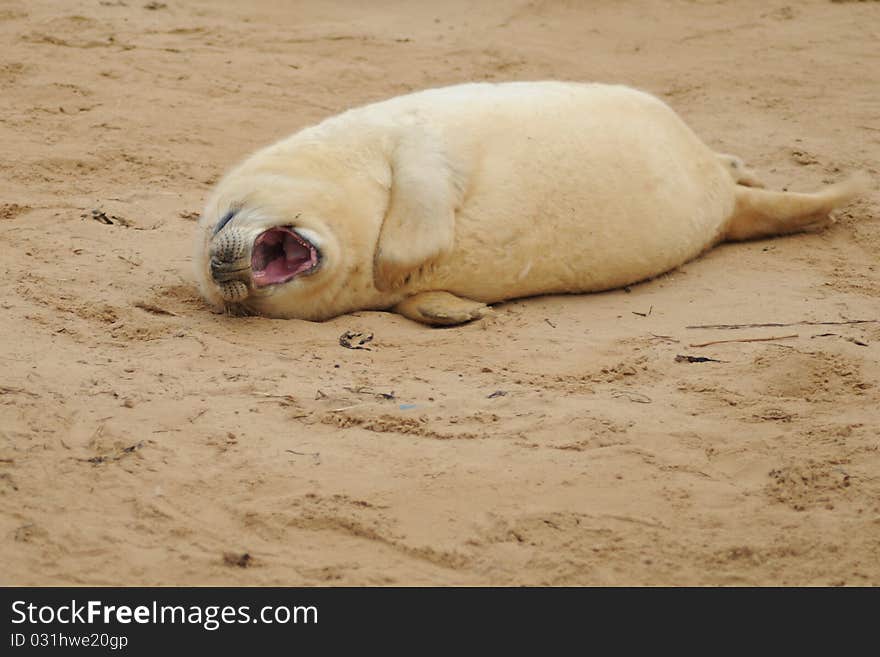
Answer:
373, 123, 461, 292
394, 291, 494, 326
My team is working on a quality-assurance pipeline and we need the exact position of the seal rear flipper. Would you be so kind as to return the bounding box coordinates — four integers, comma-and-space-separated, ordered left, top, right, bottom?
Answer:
717, 153, 765, 188
723, 172, 870, 241
373, 124, 461, 292
394, 291, 494, 326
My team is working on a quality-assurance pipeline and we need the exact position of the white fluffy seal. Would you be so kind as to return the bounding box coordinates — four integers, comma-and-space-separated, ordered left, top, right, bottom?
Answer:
194, 81, 868, 325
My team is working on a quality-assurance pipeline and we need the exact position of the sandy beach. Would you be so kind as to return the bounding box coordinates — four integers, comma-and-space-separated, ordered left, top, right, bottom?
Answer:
1, 0, 878, 586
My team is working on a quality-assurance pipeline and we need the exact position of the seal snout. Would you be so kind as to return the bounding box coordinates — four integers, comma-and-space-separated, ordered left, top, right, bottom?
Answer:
209, 224, 254, 301
208, 223, 321, 302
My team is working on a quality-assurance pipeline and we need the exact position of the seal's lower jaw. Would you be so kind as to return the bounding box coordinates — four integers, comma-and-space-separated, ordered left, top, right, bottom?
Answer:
251, 227, 320, 288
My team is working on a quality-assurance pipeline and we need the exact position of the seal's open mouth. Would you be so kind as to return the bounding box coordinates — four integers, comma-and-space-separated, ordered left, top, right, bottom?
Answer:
251, 227, 319, 287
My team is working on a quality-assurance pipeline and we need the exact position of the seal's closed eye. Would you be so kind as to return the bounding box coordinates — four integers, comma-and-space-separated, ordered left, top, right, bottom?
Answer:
213, 209, 236, 236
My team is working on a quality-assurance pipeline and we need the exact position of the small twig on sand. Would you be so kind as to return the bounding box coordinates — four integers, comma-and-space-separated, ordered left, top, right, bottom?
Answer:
611, 390, 652, 403
811, 333, 869, 347
689, 334, 798, 348
254, 393, 297, 402
0, 386, 39, 397
649, 333, 679, 343
135, 302, 177, 316
675, 355, 727, 364
286, 450, 321, 465
686, 319, 877, 330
